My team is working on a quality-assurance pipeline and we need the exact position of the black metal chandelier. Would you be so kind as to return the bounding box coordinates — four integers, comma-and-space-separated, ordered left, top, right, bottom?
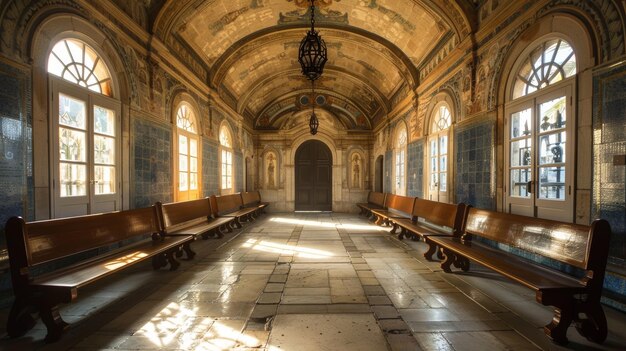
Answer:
298, 0, 327, 81
299, 0, 326, 135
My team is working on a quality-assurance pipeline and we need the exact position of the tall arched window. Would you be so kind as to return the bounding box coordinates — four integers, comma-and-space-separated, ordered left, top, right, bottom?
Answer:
48, 38, 120, 217
428, 103, 452, 203
219, 123, 234, 194
505, 38, 576, 222
394, 124, 407, 195
175, 103, 201, 201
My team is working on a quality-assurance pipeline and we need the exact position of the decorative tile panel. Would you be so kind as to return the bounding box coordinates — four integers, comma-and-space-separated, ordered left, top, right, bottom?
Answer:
384, 150, 392, 193
454, 119, 495, 209
407, 140, 424, 198
235, 151, 243, 193
0, 62, 32, 250
132, 118, 172, 208
203, 139, 219, 197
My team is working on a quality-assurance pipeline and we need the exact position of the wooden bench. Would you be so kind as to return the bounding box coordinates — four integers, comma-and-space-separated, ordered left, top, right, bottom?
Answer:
157, 198, 236, 258
210, 193, 258, 229
5, 206, 193, 342
241, 191, 269, 217
356, 191, 386, 218
427, 208, 611, 344
392, 199, 467, 260
370, 194, 415, 232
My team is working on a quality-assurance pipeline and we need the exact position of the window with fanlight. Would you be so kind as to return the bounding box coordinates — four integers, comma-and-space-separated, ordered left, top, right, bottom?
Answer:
505, 38, 576, 222
175, 103, 201, 201
219, 124, 234, 193
427, 103, 452, 203
48, 38, 121, 217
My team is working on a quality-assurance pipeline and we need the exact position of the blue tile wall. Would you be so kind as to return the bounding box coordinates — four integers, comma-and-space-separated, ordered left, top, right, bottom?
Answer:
384, 150, 392, 193
132, 118, 172, 208
454, 119, 495, 209
0, 62, 32, 249
203, 139, 219, 197
235, 151, 243, 193
407, 140, 424, 198
592, 64, 626, 307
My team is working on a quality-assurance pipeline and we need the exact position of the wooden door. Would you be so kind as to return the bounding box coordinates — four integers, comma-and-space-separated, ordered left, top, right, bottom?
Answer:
295, 140, 332, 211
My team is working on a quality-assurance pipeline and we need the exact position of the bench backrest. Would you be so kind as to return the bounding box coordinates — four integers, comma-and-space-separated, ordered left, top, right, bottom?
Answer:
384, 194, 415, 216
412, 199, 467, 235
5, 206, 161, 267
158, 198, 212, 230
368, 191, 386, 207
463, 208, 610, 271
211, 194, 243, 216
241, 191, 262, 206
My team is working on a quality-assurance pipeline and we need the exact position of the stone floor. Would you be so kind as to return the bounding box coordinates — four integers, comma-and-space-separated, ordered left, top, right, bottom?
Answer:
1, 212, 625, 350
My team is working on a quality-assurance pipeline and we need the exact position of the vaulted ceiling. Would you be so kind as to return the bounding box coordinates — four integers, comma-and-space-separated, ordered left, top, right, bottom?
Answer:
151, 0, 475, 131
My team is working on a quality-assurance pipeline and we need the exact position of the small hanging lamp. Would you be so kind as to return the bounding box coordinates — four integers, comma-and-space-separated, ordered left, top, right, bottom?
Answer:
309, 81, 319, 135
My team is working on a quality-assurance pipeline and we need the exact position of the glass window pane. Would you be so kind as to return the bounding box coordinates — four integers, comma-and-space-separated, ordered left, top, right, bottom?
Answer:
440, 173, 447, 191
538, 166, 566, 200
59, 94, 86, 129
510, 109, 531, 139
59, 127, 86, 162
94, 106, 115, 136
60, 162, 86, 197
190, 138, 198, 157
179, 154, 188, 172
94, 165, 116, 195
431, 174, 438, 189
440, 155, 447, 172
94, 135, 115, 165
538, 96, 566, 132
430, 140, 437, 156
179, 172, 188, 191
430, 157, 437, 172
179, 135, 188, 155
510, 138, 532, 167
539, 132, 566, 165
49, 39, 112, 96
439, 136, 447, 155
190, 173, 198, 190
190, 156, 197, 172
510, 169, 531, 198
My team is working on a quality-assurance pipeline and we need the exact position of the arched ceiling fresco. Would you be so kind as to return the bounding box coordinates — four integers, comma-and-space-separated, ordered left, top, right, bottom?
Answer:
152, 0, 474, 130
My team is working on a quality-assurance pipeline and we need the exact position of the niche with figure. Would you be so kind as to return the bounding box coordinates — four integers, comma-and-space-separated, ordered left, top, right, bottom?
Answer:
350, 153, 362, 189
265, 152, 277, 189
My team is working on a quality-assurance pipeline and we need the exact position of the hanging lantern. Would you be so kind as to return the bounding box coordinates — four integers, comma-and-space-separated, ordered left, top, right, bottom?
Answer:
298, 0, 327, 81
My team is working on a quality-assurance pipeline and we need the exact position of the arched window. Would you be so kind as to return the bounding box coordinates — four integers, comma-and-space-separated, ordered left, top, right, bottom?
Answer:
506, 38, 575, 222
175, 103, 200, 200
48, 38, 120, 217
394, 124, 407, 195
219, 123, 234, 193
428, 104, 452, 203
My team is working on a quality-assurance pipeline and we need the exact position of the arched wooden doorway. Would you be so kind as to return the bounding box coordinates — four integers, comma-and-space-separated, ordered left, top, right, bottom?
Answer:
295, 140, 332, 211
375, 155, 384, 193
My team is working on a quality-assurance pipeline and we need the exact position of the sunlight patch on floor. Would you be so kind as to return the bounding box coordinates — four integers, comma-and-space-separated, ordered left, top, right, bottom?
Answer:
242, 239, 334, 259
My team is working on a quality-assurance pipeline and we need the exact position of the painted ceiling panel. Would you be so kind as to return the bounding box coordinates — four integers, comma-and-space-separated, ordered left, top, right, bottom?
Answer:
179, 0, 448, 68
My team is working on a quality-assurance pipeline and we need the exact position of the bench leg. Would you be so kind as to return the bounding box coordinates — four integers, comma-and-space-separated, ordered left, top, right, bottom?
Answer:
165, 250, 181, 271
440, 248, 455, 273
223, 223, 234, 233
213, 227, 225, 239
182, 242, 196, 260
389, 223, 398, 234
575, 300, 608, 343
7, 297, 37, 338
397, 227, 406, 240
543, 299, 575, 345
38, 300, 69, 343
233, 217, 243, 229
152, 253, 167, 270
423, 241, 438, 261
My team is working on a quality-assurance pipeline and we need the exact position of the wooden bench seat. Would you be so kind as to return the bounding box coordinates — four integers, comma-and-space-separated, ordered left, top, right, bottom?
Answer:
392, 199, 467, 260
356, 191, 386, 218
5, 206, 192, 342
210, 193, 257, 228
370, 194, 415, 232
157, 198, 236, 259
427, 208, 611, 345
241, 191, 269, 217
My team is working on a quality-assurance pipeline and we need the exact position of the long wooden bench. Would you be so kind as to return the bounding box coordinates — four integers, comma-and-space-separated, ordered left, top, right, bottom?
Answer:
356, 191, 386, 218
392, 199, 467, 260
5, 206, 192, 342
210, 193, 258, 229
241, 191, 269, 217
427, 208, 611, 345
370, 194, 415, 232
157, 198, 236, 258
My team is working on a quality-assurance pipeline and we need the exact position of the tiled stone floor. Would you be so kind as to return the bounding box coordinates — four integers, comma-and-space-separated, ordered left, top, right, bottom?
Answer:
1, 212, 625, 350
